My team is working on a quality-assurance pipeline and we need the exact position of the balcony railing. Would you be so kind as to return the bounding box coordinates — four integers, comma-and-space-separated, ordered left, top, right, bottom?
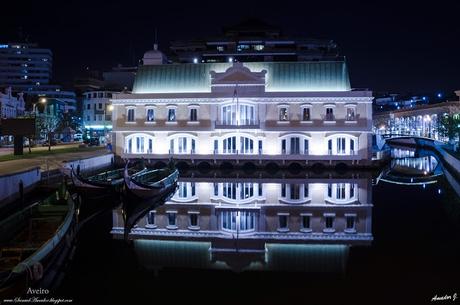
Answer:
215, 120, 260, 129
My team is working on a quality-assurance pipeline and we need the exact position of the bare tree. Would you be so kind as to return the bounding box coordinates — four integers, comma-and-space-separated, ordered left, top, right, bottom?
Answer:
36, 114, 62, 151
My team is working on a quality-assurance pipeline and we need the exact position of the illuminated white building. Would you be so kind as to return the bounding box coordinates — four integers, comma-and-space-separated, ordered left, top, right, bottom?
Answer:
111, 47, 373, 164
82, 90, 116, 142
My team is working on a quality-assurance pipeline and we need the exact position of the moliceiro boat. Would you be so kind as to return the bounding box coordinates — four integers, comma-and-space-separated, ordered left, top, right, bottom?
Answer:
123, 161, 179, 200
70, 166, 147, 198
0, 184, 77, 297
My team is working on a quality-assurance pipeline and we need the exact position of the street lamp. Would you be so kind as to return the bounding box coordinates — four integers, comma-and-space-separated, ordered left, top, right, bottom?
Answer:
32, 97, 47, 114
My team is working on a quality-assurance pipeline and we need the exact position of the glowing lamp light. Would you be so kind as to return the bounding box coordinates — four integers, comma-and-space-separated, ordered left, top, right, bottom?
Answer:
228, 57, 233, 63
40, 98, 47, 103
107, 105, 114, 111
193, 58, 198, 64
437, 93, 442, 98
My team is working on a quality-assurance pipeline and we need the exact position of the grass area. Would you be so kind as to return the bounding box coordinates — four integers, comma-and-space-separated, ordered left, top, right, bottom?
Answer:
0, 146, 105, 162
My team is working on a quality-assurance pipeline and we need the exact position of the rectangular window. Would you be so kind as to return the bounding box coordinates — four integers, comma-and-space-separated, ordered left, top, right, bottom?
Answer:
347, 107, 356, 120
281, 184, 286, 197
346, 216, 355, 229
337, 183, 346, 199
170, 139, 174, 154
190, 108, 198, 121
167, 212, 176, 226
98, 103, 103, 109
168, 108, 176, 121
258, 140, 262, 154
191, 139, 196, 153
146, 109, 155, 121
281, 139, 286, 154
328, 139, 332, 154
304, 139, 309, 154
127, 108, 135, 122
326, 107, 334, 121
258, 183, 263, 196
290, 184, 300, 200
302, 215, 311, 229
350, 139, 355, 154
214, 140, 218, 153
337, 137, 346, 154
302, 108, 311, 121
86, 104, 90, 110
98, 114, 102, 121
290, 137, 300, 154
178, 137, 187, 153
325, 216, 334, 228
304, 184, 309, 197
147, 211, 155, 225
86, 115, 90, 121
214, 183, 219, 196
350, 184, 355, 198
190, 213, 198, 227
279, 107, 288, 121
278, 215, 288, 229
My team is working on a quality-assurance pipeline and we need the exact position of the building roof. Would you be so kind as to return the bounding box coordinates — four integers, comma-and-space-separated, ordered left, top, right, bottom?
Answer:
133, 61, 351, 93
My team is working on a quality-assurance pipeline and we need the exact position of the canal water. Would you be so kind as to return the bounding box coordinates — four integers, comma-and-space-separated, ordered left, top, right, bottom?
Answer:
58, 147, 460, 305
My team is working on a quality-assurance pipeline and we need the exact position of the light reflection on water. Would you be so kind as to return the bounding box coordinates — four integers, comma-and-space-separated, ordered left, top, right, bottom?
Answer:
113, 175, 373, 273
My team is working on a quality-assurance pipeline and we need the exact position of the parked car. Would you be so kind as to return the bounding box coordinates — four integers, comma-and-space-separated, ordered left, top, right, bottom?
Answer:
74, 133, 83, 141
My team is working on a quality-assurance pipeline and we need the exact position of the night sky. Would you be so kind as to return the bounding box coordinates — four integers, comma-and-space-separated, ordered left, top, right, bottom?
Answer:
1, 0, 459, 95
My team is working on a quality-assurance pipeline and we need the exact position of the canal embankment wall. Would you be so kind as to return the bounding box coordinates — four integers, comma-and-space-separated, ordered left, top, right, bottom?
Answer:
0, 166, 41, 208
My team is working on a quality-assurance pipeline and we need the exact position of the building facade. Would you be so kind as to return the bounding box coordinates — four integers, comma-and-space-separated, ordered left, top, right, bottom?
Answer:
169, 19, 339, 64
0, 87, 25, 119
373, 91, 460, 142
82, 90, 116, 143
111, 55, 373, 164
0, 42, 76, 111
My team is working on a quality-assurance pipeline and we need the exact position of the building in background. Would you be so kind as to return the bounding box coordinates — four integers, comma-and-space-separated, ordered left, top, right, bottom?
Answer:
373, 90, 460, 142
169, 19, 339, 64
82, 90, 116, 144
374, 93, 430, 112
0, 42, 77, 111
0, 87, 25, 119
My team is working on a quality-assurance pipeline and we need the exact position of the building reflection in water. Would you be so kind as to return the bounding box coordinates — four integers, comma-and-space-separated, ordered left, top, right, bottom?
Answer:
112, 175, 373, 273
377, 147, 443, 186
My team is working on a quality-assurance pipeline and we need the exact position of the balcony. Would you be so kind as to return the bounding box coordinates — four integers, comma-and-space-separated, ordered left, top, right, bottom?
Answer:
214, 120, 260, 129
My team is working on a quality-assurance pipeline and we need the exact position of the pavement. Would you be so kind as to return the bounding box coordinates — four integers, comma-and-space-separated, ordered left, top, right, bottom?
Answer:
0, 146, 111, 176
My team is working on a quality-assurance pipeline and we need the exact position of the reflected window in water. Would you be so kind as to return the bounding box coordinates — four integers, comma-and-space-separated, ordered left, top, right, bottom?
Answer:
345, 213, 357, 233
145, 210, 156, 229
167, 211, 178, 229
221, 211, 255, 233
174, 182, 197, 202
280, 183, 310, 203
324, 213, 335, 233
301, 213, 312, 232
278, 213, 289, 232
188, 211, 200, 230
326, 183, 357, 204
215, 183, 259, 203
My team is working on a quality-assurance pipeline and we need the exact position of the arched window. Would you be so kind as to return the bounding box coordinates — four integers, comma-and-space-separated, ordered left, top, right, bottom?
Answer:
213, 182, 260, 203
168, 134, 197, 154
326, 134, 358, 156
172, 182, 197, 202
279, 183, 310, 204
280, 134, 310, 155
325, 183, 358, 204
220, 134, 257, 154
125, 133, 154, 154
